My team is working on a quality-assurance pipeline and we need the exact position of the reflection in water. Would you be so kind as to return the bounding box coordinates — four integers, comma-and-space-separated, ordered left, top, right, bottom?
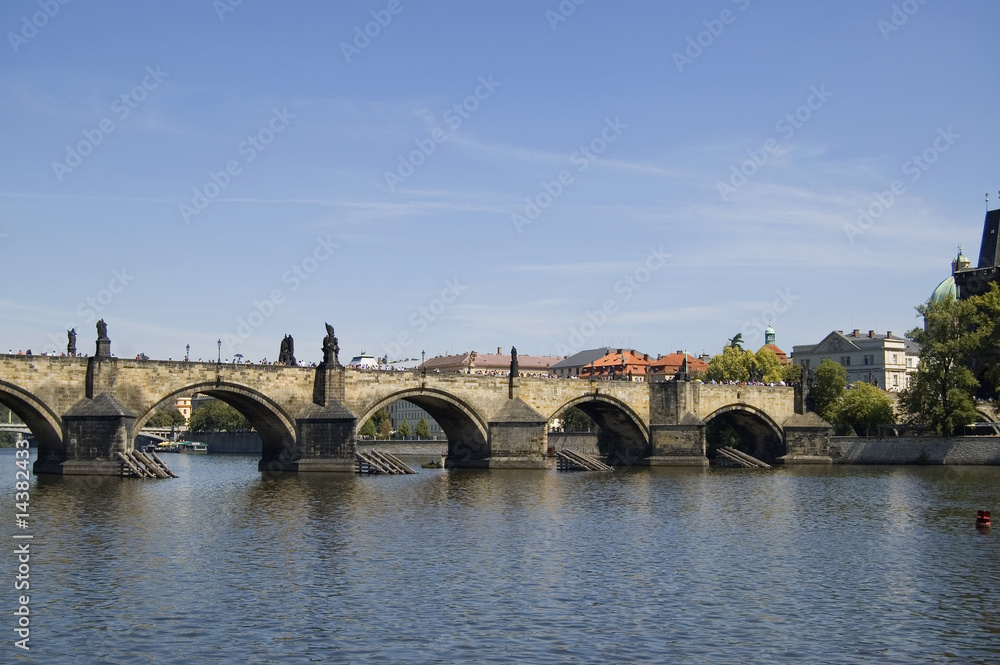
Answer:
3, 451, 1000, 664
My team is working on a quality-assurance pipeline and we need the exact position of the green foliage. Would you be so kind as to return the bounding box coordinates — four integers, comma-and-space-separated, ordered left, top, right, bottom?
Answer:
188, 399, 251, 433
727, 333, 744, 349
754, 347, 784, 383
783, 362, 802, 385
146, 407, 186, 428
899, 294, 982, 435
397, 419, 411, 439
0, 405, 22, 424
0, 432, 18, 448
967, 282, 1000, 401
706, 345, 754, 382
811, 359, 847, 420
560, 406, 594, 431
359, 419, 377, 438
829, 381, 896, 436
415, 417, 431, 439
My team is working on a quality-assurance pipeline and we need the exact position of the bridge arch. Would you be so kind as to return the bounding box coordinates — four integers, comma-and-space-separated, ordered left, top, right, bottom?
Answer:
550, 394, 650, 465
356, 388, 490, 463
0, 380, 65, 464
137, 382, 297, 461
703, 404, 785, 463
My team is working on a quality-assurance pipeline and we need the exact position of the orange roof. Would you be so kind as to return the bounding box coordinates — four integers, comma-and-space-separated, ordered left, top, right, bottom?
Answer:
762, 344, 788, 364
580, 349, 650, 376
648, 352, 708, 374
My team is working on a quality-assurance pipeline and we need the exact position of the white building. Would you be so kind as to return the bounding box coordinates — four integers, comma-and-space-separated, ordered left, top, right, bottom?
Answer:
792, 329, 919, 392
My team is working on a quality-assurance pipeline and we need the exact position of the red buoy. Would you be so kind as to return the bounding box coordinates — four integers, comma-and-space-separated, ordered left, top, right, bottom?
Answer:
976, 510, 991, 528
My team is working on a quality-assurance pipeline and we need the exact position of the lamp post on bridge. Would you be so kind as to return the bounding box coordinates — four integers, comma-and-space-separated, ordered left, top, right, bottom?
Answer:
185, 344, 190, 362
217, 339, 221, 364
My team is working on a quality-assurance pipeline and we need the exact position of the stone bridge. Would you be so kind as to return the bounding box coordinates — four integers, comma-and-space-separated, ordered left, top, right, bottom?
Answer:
0, 354, 832, 475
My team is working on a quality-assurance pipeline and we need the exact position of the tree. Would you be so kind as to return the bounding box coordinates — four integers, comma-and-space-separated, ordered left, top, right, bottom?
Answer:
898, 293, 982, 435
415, 417, 431, 439
397, 420, 411, 439
560, 406, 594, 431
706, 345, 755, 383
370, 407, 392, 439
359, 419, 377, 438
829, 381, 896, 436
811, 358, 847, 420
188, 400, 250, 433
754, 347, 784, 383
967, 282, 1000, 401
147, 407, 185, 428
783, 362, 802, 385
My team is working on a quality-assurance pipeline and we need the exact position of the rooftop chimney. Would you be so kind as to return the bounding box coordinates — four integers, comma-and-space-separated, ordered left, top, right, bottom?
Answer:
497, 346, 502, 355
886, 331, 892, 339
853, 329, 860, 337
868, 330, 875, 338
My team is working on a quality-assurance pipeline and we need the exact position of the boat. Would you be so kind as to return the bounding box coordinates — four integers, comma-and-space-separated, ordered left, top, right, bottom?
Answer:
176, 441, 208, 454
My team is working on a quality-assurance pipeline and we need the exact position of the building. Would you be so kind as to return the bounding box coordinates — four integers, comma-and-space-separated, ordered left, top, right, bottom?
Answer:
549, 348, 615, 378
952, 207, 1000, 299
579, 349, 650, 382
347, 352, 378, 368
791, 329, 919, 392
421, 349, 563, 376
386, 400, 443, 438
174, 395, 192, 423
647, 352, 709, 381
761, 325, 789, 364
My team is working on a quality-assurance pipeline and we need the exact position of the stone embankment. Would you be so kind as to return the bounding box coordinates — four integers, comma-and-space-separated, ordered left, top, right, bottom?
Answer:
831, 436, 1000, 464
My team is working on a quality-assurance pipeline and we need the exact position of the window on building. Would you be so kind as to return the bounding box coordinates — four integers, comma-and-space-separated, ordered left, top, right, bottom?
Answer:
840, 356, 851, 366
906, 357, 912, 367
893, 374, 898, 387
892, 354, 898, 365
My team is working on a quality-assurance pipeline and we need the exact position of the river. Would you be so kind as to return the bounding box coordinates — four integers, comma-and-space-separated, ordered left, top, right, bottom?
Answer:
3, 449, 1000, 664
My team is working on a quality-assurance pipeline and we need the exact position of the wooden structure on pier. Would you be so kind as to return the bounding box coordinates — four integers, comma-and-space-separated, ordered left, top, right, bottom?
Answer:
116, 450, 178, 478
355, 450, 417, 475
556, 449, 613, 471
714, 446, 771, 469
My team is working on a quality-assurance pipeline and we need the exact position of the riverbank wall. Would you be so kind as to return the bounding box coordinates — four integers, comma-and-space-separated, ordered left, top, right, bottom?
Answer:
831, 436, 1000, 464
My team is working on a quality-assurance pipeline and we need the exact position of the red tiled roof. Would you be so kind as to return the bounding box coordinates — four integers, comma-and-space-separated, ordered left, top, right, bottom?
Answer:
648, 352, 708, 374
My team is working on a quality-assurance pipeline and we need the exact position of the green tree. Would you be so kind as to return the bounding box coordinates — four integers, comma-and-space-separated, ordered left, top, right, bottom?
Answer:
754, 347, 784, 383
188, 400, 250, 433
146, 407, 185, 428
967, 282, 1000, 401
783, 362, 802, 385
899, 294, 982, 435
560, 406, 594, 431
706, 345, 756, 383
397, 419, 411, 439
359, 419, 377, 438
415, 417, 431, 439
830, 381, 896, 436
811, 358, 847, 420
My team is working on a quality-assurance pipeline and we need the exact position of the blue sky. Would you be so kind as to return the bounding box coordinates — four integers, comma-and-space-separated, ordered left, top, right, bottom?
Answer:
2, 1, 998, 364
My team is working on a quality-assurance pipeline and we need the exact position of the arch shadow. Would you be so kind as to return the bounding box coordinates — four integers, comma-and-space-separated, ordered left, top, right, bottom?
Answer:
357, 388, 490, 464
136, 382, 297, 461
0, 380, 65, 464
703, 404, 785, 463
551, 394, 651, 465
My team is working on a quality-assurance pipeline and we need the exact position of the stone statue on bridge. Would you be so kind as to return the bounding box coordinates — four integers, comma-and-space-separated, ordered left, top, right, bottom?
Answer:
322, 323, 340, 366
95, 320, 111, 358
510, 347, 518, 378
67, 328, 76, 356
279, 334, 296, 366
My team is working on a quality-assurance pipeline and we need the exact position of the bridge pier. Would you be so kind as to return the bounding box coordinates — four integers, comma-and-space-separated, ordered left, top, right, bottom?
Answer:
778, 413, 833, 464
647, 417, 709, 467
483, 398, 552, 469
35, 393, 136, 476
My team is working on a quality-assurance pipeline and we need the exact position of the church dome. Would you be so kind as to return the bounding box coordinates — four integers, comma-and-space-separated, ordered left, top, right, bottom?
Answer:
930, 275, 956, 303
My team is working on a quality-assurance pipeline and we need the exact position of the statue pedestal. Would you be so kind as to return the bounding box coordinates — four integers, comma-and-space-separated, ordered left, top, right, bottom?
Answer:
95, 339, 111, 358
